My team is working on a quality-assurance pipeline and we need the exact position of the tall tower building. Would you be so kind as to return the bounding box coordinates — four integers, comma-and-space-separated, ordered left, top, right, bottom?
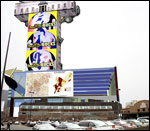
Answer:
14, 1, 80, 71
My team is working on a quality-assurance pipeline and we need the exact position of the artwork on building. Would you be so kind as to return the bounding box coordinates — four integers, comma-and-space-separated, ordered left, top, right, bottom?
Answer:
26, 11, 57, 71
25, 71, 74, 97
26, 49, 56, 71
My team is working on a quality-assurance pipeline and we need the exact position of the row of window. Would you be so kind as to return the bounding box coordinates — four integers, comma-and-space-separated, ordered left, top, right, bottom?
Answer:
122, 108, 149, 113
47, 98, 63, 103
20, 105, 112, 110
137, 108, 149, 112
19, 112, 113, 116
15, 2, 74, 14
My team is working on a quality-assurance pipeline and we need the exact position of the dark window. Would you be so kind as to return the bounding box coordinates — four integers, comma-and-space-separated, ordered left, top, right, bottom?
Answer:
58, 4, 60, 8
39, 6, 46, 12
89, 122, 95, 127
52, 5, 54, 9
79, 122, 90, 127
137, 109, 140, 112
81, 99, 85, 102
21, 8, 23, 14
32, 7, 34, 11
142, 108, 145, 112
128, 111, 130, 113
64, 3, 66, 8
71, 2, 74, 7
26, 8, 29, 13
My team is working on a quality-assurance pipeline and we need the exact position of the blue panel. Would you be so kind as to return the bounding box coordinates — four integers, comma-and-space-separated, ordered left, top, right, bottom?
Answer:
74, 73, 112, 78
74, 69, 114, 74
74, 77, 111, 81
74, 91, 107, 95
74, 84, 109, 87
74, 80, 110, 84
15, 83, 25, 96
74, 88, 109, 91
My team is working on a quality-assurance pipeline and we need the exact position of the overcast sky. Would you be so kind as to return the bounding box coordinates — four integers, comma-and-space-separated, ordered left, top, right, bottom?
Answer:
1, 1, 149, 107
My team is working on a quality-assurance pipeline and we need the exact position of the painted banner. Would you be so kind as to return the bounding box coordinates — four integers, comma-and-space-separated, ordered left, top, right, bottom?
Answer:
25, 11, 57, 71
25, 71, 74, 97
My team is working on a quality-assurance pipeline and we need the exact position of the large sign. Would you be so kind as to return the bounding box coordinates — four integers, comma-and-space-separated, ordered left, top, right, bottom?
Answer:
12, 67, 117, 99
25, 71, 74, 97
25, 11, 57, 71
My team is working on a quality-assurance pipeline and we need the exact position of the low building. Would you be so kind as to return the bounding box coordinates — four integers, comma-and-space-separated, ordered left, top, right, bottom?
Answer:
17, 97, 121, 121
121, 100, 149, 119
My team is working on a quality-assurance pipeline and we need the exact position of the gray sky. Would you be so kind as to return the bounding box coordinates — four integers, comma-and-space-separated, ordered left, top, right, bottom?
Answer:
1, 1, 149, 107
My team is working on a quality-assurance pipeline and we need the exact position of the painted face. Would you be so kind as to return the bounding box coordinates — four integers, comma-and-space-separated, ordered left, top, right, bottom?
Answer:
26, 50, 56, 71
27, 28, 56, 50
28, 12, 56, 32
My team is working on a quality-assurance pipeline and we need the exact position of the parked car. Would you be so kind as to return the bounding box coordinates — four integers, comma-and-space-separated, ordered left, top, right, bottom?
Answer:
20, 121, 26, 124
125, 119, 142, 128
51, 121, 60, 127
28, 121, 37, 127
137, 119, 149, 127
104, 121, 124, 130
14, 121, 20, 125
32, 124, 56, 130
137, 116, 149, 120
56, 123, 86, 130
78, 120, 115, 130
37, 121, 51, 125
112, 120, 136, 129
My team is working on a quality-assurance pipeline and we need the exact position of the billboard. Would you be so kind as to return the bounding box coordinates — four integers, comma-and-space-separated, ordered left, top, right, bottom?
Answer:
25, 11, 57, 71
25, 71, 74, 97
12, 67, 118, 100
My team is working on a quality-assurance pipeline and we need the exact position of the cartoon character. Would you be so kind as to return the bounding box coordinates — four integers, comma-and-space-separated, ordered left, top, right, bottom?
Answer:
28, 12, 56, 32
26, 50, 56, 71
27, 28, 57, 50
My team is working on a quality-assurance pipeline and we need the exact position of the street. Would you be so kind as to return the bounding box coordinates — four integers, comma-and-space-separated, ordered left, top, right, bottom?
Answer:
9, 124, 32, 130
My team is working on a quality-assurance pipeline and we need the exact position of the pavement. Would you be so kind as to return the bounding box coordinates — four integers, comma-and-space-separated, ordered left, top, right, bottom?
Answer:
9, 124, 32, 130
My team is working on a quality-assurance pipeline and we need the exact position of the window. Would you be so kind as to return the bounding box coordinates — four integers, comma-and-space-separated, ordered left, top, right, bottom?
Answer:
71, 2, 74, 7
32, 106, 39, 109
142, 108, 145, 112
20, 8, 23, 14
81, 98, 85, 103
64, 3, 66, 8
137, 109, 140, 112
52, 5, 54, 10
58, 4, 60, 9
32, 7, 34, 12
14, 9, 16, 14
26, 8, 29, 13
89, 122, 96, 127
101, 106, 106, 109
79, 122, 90, 127
52, 106, 58, 109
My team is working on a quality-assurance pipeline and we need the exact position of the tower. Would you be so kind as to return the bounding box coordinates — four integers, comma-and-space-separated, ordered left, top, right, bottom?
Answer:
14, 1, 80, 71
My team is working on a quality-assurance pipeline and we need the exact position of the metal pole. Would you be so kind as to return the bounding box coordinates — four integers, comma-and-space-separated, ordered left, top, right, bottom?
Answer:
1, 32, 11, 98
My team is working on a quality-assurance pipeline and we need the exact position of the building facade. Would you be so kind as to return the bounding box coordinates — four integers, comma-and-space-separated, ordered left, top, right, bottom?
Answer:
16, 98, 121, 121
121, 100, 149, 119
